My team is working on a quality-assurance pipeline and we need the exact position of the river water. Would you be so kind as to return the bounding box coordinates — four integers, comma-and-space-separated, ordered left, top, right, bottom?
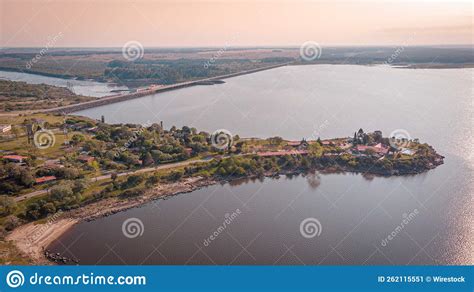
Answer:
0, 70, 128, 97
49, 65, 472, 265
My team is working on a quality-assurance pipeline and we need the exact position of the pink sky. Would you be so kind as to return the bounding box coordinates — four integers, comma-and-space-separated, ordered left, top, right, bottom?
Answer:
1, 0, 472, 47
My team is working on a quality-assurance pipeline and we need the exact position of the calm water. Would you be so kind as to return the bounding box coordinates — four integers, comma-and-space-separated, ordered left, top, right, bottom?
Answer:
51, 65, 472, 265
0, 70, 128, 97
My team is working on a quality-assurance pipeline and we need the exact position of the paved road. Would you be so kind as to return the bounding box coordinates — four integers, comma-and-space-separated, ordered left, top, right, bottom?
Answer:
14, 158, 210, 202
0, 63, 290, 117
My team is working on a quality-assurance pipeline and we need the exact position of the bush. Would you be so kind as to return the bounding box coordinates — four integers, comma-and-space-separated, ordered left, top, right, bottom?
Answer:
19, 169, 35, 187
25, 203, 41, 220
2, 215, 21, 231
120, 186, 146, 198
40, 202, 56, 216
121, 174, 144, 189
0, 195, 17, 216
50, 183, 73, 201
145, 175, 159, 187
72, 179, 89, 193
165, 170, 184, 182
0, 182, 19, 195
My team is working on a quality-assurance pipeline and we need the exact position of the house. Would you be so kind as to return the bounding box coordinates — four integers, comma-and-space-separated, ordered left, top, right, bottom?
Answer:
287, 140, 308, 150
86, 126, 98, 133
2, 155, 27, 163
401, 148, 416, 156
287, 141, 301, 146
77, 155, 95, 163
354, 143, 389, 155
43, 159, 64, 168
372, 143, 389, 154
35, 176, 57, 184
337, 142, 352, 149
0, 124, 12, 133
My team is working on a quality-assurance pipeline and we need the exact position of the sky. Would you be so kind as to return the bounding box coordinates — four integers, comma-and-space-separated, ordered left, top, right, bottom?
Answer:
0, 0, 472, 47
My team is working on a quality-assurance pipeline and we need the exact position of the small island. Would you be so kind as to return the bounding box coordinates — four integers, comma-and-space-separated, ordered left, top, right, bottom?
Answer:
0, 114, 443, 264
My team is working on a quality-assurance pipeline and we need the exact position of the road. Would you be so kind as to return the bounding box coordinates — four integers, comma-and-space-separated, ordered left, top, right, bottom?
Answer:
39, 62, 291, 114
14, 158, 210, 202
0, 63, 291, 118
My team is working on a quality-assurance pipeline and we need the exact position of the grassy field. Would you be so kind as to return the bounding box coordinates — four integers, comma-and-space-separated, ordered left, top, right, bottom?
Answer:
0, 80, 95, 112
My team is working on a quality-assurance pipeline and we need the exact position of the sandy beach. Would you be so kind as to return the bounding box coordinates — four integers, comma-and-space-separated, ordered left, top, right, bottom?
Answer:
6, 218, 78, 264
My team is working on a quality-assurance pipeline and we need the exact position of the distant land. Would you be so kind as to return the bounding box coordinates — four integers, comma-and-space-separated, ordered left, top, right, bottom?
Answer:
0, 46, 472, 87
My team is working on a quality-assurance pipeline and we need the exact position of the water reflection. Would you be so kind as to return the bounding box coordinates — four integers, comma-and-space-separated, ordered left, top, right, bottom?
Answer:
49, 65, 472, 265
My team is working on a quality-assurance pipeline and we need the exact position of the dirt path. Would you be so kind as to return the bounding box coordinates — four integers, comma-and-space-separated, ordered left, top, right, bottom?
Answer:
14, 158, 210, 202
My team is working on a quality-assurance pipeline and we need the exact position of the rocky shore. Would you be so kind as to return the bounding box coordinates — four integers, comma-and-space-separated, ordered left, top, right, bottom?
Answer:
6, 176, 217, 264
5, 149, 444, 265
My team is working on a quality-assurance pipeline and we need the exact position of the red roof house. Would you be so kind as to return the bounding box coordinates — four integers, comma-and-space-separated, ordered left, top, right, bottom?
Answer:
355, 143, 389, 155
78, 155, 95, 163
35, 176, 57, 184
2, 155, 27, 163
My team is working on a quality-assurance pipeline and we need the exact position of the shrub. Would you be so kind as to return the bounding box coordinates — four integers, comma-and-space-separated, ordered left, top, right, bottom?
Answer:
0, 195, 17, 216
120, 186, 146, 198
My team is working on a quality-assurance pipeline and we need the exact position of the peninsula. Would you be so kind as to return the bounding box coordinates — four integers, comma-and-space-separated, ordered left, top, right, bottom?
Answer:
0, 113, 444, 264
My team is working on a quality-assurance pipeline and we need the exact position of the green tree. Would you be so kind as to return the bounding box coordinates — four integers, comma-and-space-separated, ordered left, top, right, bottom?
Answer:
72, 179, 89, 193
50, 183, 73, 201
19, 169, 35, 187
71, 134, 85, 145
0, 195, 17, 216
40, 202, 56, 216
142, 152, 154, 166
309, 143, 323, 158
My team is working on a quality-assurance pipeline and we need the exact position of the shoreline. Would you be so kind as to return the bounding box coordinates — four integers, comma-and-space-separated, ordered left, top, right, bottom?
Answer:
1, 63, 471, 116
6, 218, 78, 264
0, 63, 289, 116
6, 176, 218, 264
5, 157, 445, 265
